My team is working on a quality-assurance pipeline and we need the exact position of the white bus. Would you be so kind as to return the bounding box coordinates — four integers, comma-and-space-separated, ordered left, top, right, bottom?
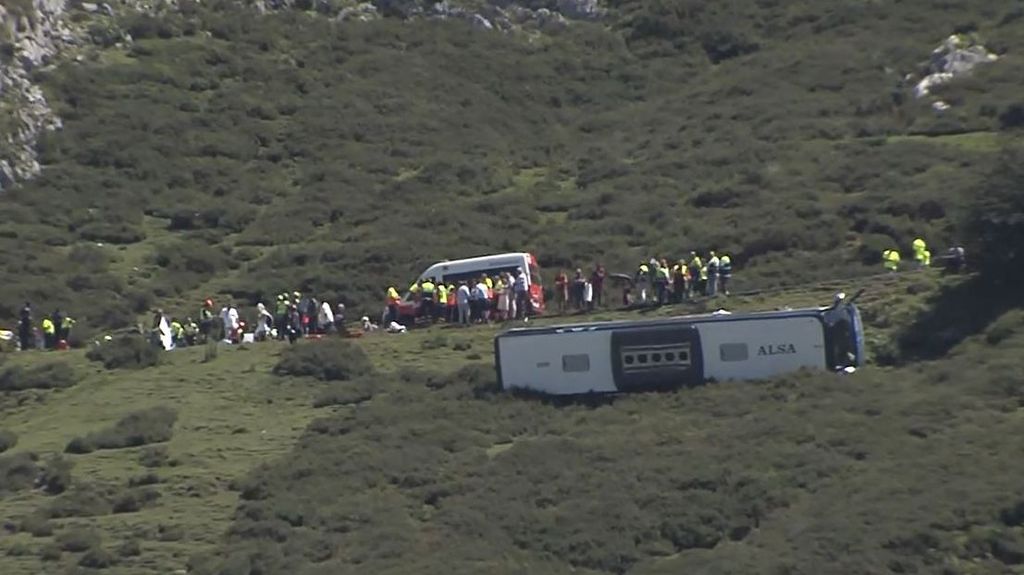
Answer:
394, 252, 546, 324
494, 295, 864, 395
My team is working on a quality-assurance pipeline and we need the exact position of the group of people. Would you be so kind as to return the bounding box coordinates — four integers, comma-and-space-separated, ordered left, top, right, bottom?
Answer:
387, 266, 534, 327
13, 302, 76, 351
882, 238, 966, 273
624, 251, 734, 307
149, 292, 349, 350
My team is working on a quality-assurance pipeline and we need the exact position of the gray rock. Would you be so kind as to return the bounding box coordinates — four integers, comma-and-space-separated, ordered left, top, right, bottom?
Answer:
913, 34, 998, 99
81, 2, 100, 12
555, 0, 602, 20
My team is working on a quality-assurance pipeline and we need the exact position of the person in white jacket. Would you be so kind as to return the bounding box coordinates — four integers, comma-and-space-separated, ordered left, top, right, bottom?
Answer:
319, 300, 335, 334
255, 302, 274, 341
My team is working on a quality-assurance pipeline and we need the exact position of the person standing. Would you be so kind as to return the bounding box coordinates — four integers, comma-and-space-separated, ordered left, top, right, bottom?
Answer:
688, 252, 703, 298
591, 264, 606, 308
572, 268, 586, 310
473, 277, 490, 323
318, 300, 335, 334
18, 302, 32, 351
514, 267, 530, 320
635, 262, 650, 304
719, 254, 733, 296
386, 286, 401, 325
255, 303, 274, 341
456, 281, 471, 326
41, 315, 56, 350
286, 305, 302, 344
554, 270, 569, 314
706, 251, 720, 297
336, 304, 346, 331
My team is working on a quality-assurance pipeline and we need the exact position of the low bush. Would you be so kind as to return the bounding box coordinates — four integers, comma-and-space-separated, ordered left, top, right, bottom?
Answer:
86, 336, 161, 370
79, 546, 116, 569
0, 362, 77, 391
39, 454, 74, 494
39, 543, 62, 562
138, 446, 172, 468
273, 339, 373, 381
0, 428, 16, 453
117, 539, 142, 558
65, 406, 177, 454
57, 527, 101, 552
0, 451, 39, 493
19, 515, 54, 537
313, 379, 375, 408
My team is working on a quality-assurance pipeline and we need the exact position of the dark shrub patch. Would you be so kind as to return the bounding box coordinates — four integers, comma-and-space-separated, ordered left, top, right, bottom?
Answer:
57, 527, 101, 552
0, 362, 77, 391
0, 452, 39, 493
138, 445, 172, 468
65, 406, 177, 454
79, 546, 116, 569
86, 336, 161, 370
273, 339, 373, 381
0, 429, 16, 453
19, 515, 54, 537
39, 543, 61, 561
313, 379, 375, 408
39, 454, 74, 494
117, 539, 142, 558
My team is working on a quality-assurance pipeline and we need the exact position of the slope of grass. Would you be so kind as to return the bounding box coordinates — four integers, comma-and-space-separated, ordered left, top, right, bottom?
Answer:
0, 272, 1021, 574
0, 1, 1021, 335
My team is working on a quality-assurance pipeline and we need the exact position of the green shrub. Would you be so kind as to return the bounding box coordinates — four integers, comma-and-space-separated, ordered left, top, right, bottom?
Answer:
0, 428, 16, 453
19, 515, 54, 537
273, 339, 373, 381
5, 543, 32, 557
39, 454, 74, 494
57, 527, 101, 552
86, 336, 161, 370
0, 362, 77, 391
65, 406, 177, 454
79, 545, 116, 569
138, 446, 171, 468
313, 379, 375, 408
117, 539, 142, 558
0, 451, 39, 493
39, 543, 62, 562
420, 334, 449, 350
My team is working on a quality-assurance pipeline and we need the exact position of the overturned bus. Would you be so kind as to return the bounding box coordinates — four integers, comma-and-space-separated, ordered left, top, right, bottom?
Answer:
494, 294, 864, 395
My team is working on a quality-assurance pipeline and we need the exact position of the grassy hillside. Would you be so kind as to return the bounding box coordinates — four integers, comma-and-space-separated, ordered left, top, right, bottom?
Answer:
0, 0, 1022, 333
1, 272, 1023, 575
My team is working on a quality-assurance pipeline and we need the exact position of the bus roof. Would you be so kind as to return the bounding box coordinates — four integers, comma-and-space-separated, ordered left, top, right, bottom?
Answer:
495, 305, 845, 338
423, 252, 532, 269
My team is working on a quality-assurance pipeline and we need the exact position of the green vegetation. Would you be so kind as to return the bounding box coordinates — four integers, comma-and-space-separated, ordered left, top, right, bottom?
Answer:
65, 406, 177, 454
0, 361, 76, 391
0, 429, 16, 453
1, 0, 1023, 336
272, 338, 374, 380
0, 0, 1022, 573
86, 336, 161, 370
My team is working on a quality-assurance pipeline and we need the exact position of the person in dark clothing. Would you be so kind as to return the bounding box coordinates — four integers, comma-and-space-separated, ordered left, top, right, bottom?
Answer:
52, 309, 64, 341
305, 297, 319, 334
591, 264, 606, 308
572, 269, 586, 310
18, 302, 33, 351
286, 306, 302, 344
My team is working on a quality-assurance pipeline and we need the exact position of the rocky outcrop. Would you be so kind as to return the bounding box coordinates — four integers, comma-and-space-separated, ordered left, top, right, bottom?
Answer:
0, 0, 606, 190
911, 34, 999, 110
0, 0, 72, 190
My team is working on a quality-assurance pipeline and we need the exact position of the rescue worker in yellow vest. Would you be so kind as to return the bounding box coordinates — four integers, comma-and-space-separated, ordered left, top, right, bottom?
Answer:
59, 315, 76, 343
420, 278, 436, 322
183, 317, 199, 346
719, 254, 733, 296
170, 319, 185, 347
699, 263, 709, 294
41, 316, 56, 350
883, 249, 900, 272
436, 282, 448, 322
706, 251, 721, 297
386, 286, 401, 325
912, 237, 930, 268
635, 262, 650, 303
656, 262, 671, 305
688, 252, 703, 298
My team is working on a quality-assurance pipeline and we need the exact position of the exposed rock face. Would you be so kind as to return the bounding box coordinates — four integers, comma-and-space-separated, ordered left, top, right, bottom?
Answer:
0, 0, 607, 190
912, 34, 999, 102
0, 0, 70, 190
